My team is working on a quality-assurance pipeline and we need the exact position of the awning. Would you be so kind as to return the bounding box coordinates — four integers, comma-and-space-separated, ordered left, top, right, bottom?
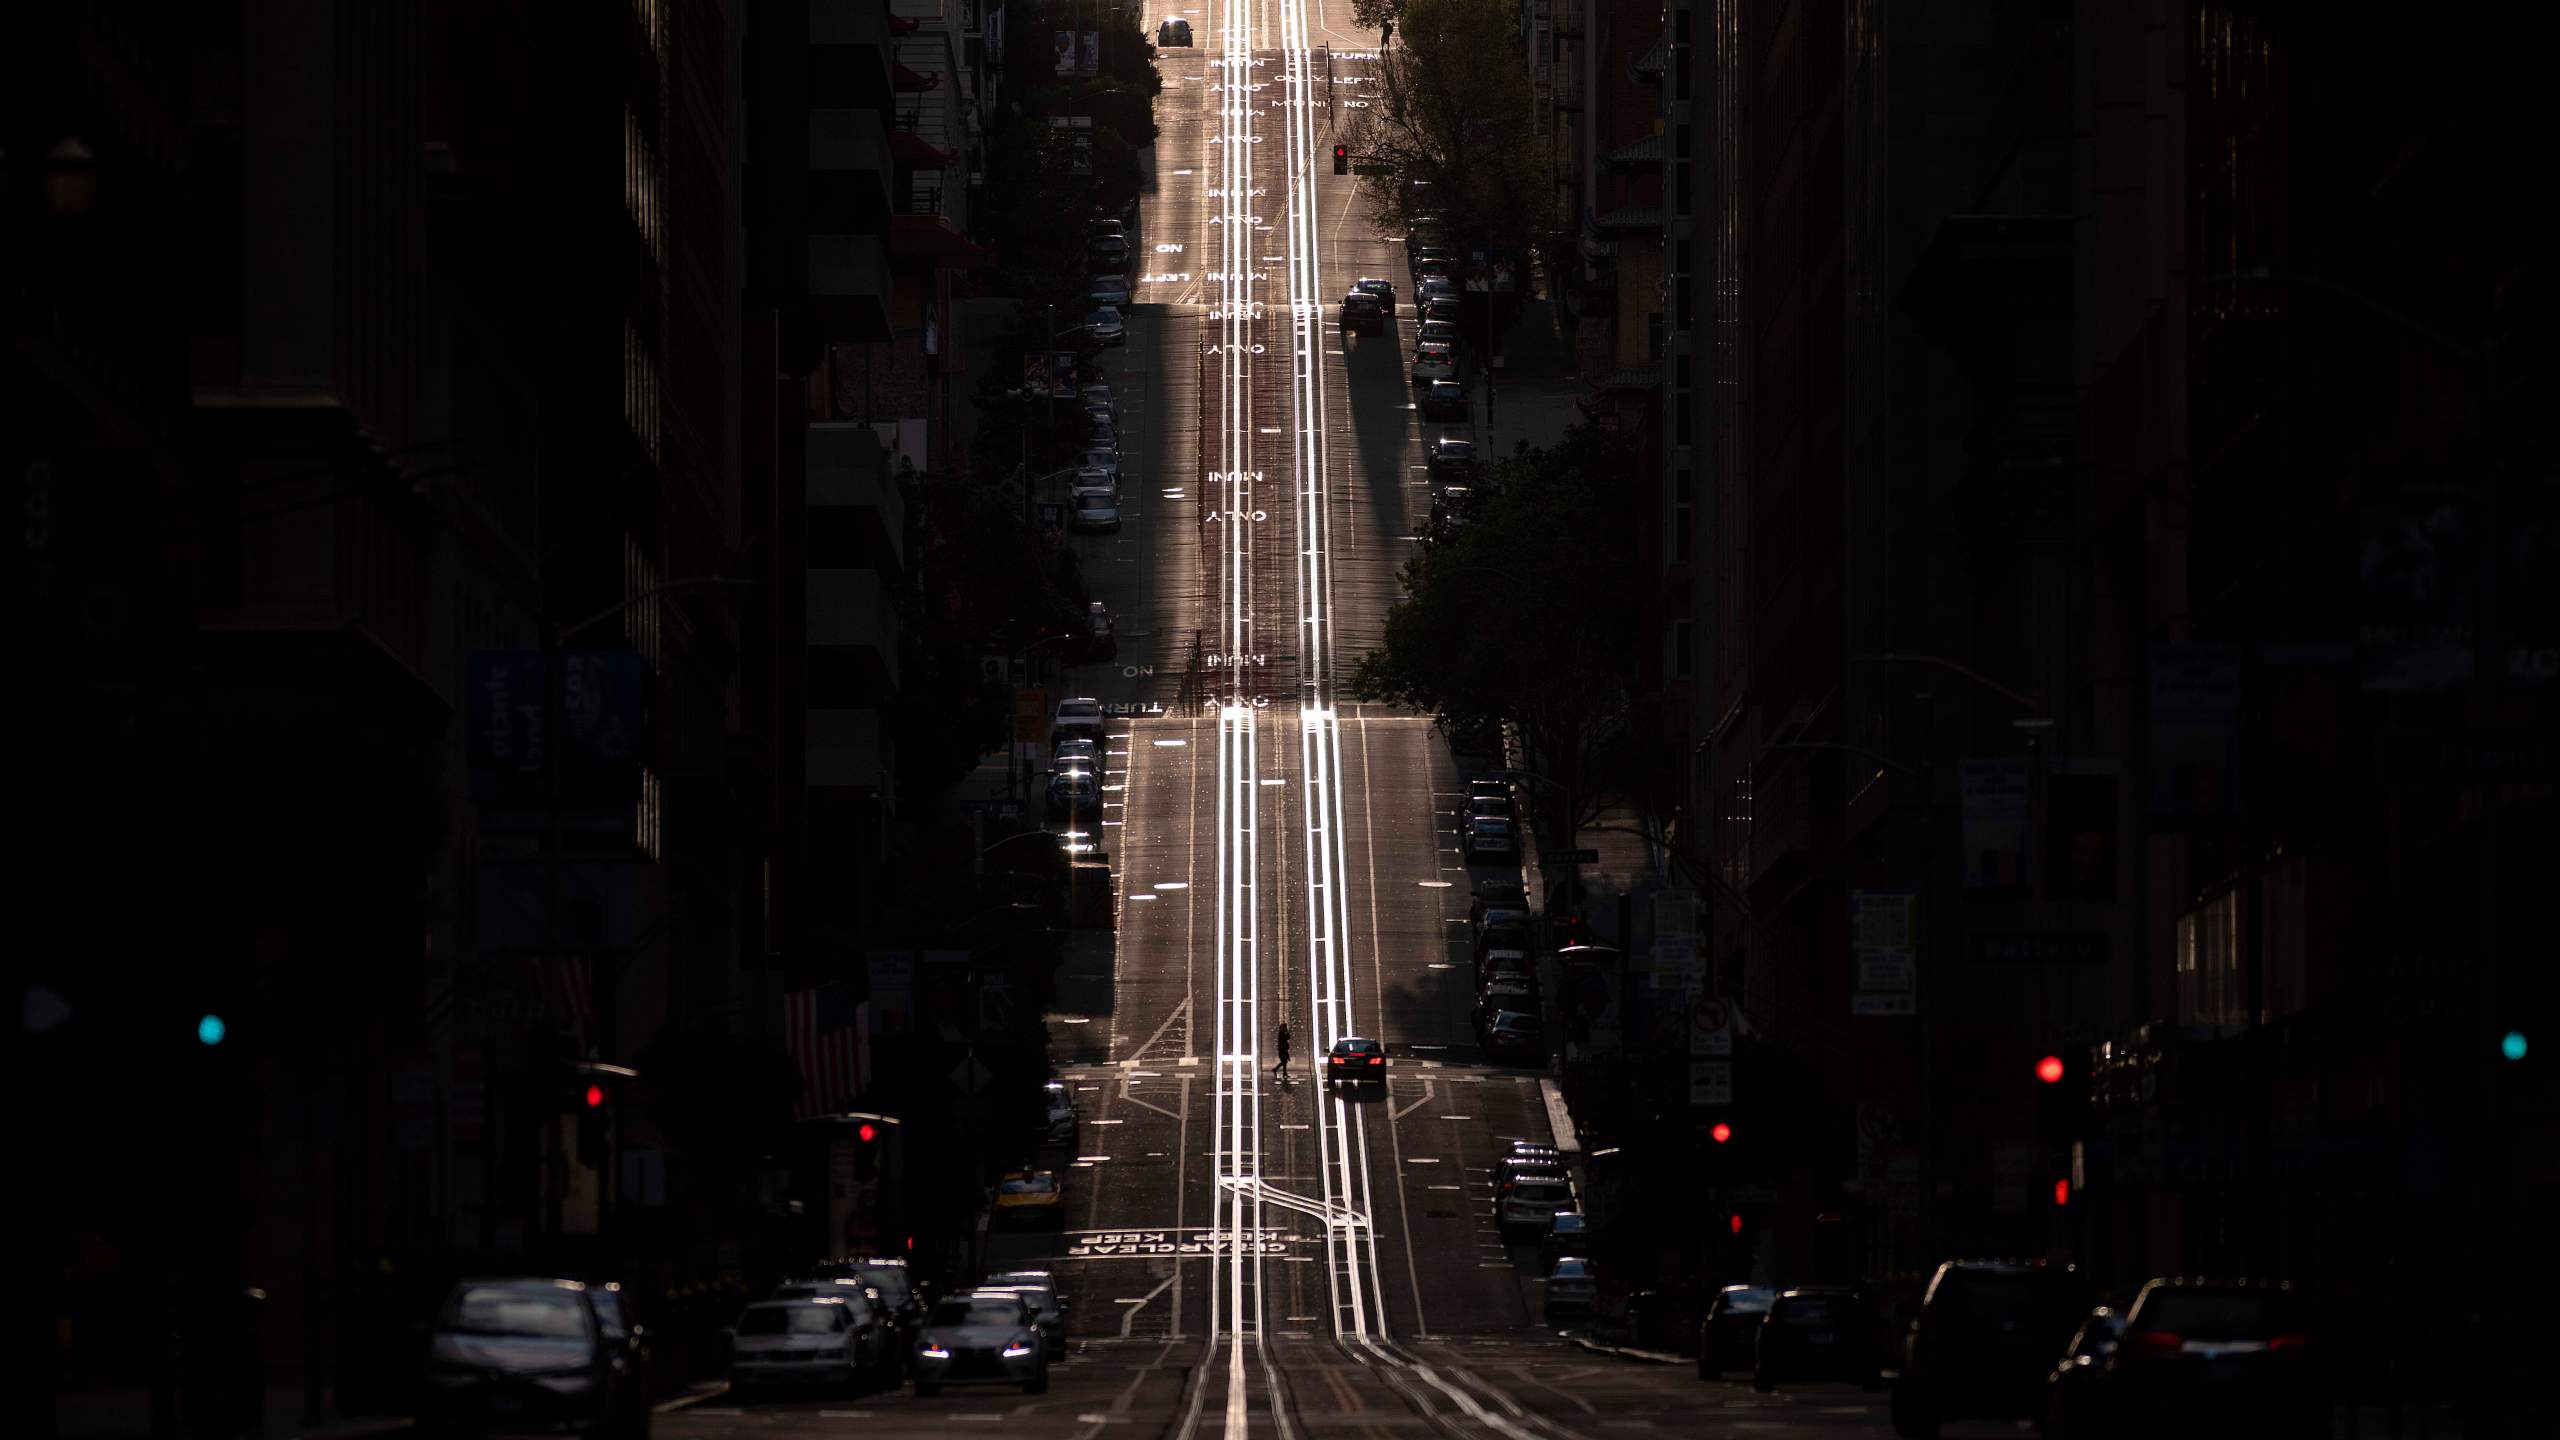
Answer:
891, 213, 992, 263
892, 130, 956, 166
1605, 133, 1665, 166
889, 13, 921, 32
893, 62, 941, 90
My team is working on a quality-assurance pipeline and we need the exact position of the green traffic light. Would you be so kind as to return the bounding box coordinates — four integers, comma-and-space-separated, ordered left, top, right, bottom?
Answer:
2502, 1030, 2527, 1062
198, 1014, 227, 1046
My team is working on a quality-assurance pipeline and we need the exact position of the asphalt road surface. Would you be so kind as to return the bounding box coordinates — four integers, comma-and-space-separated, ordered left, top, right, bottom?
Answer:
667, 2, 1979, 1433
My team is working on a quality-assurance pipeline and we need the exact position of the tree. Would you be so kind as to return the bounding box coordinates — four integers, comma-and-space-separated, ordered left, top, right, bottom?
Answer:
1350, 424, 1641, 840
1341, 0, 1552, 253
1349, 0, 1405, 34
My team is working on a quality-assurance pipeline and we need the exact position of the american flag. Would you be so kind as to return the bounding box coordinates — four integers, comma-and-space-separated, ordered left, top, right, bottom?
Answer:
530, 954, 596, 1045
786, 983, 868, 1120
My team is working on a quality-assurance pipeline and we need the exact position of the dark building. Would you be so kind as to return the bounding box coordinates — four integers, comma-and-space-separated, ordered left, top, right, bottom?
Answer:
1681, 1, 2557, 1397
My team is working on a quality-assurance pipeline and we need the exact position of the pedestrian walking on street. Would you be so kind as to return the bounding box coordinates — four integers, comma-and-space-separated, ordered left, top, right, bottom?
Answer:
1274, 1021, 1294, 1079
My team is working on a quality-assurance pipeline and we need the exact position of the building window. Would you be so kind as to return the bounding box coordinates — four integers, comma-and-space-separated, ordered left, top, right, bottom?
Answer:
624, 107, 664, 264
1672, 467, 1693, 562
624, 533, 664, 675
635, 766, 663, 861
623, 321, 661, 463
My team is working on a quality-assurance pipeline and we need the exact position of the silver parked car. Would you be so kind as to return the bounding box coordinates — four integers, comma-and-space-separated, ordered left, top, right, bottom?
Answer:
1071, 487, 1122, 533
980, 1272, 1070, 1360
913, 1290, 1048, 1396
730, 1295, 894, 1393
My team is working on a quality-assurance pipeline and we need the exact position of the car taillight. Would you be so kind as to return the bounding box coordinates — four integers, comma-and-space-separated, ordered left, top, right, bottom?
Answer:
1369, 1056, 1383, 1065
2268, 1334, 2313, 1352
2124, 1331, 2184, 1359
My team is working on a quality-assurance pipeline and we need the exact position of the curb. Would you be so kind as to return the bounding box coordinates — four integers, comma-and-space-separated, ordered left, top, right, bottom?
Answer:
653, 1380, 734, 1414
1571, 1336, 1686, 1367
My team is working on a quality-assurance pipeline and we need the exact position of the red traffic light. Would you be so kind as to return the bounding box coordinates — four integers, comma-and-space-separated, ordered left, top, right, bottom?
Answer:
2053, 1178, 2072, 1206
857, 1122, 879, 1143
2036, 1055, 2065, 1084
1728, 1213, 1743, 1235
583, 1084, 606, 1109
1710, 1122, 1733, 1144
1334, 145, 1346, 160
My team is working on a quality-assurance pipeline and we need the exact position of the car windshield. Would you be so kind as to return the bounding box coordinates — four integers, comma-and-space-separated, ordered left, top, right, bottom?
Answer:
444, 1287, 589, 1339
1076, 494, 1112, 512
740, 1304, 845, 1335
1552, 1260, 1592, 1278
1779, 1295, 1849, 1323
999, 1175, 1058, 1195
2135, 1289, 2304, 1339
931, 1300, 1025, 1328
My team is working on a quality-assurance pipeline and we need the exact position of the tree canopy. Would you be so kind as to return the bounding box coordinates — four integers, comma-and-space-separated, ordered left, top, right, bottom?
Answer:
1350, 424, 1642, 834
1342, 0, 1553, 251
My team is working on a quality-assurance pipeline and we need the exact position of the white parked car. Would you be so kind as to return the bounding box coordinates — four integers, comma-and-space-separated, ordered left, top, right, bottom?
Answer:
1411, 342, 1457, 385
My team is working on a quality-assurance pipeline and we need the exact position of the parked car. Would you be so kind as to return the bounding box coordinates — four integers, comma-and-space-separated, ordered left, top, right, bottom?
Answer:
1461, 815, 1517, 862
1479, 976, 1538, 1014
1070, 487, 1122, 534
1477, 1008, 1545, 1064
1339, 290, 1387, 334
730, 1293, 896, 1394
1409, 246, 1453, 278
1052, 696, 1105, 745
1417, 276, 1460, 307
1469, 878, 1529, 928
1490, 1153, 1566, 1190
1890, 1259, 2095, 1435
2099, 1279, 2319, 1439
1088, 236, 1131, 272
1087, 306, 1126, 345
1699, 1285, 1778, 1378
1411, 342, 1457, 385
1326, 1035, 1388, 1086
1755, 1287, 1879, 1391
911, 1290, 1047, 1396
1081, 383, 1115, 410
1415, 318, 1464, 352
423, 1278, 648, 1440
1038, 1080, 1079, 1145
1427, 485, 1479, 534
1472, 919, 1531, 960
1047, 769, 1102, 820
1494, 1169, 1574, 1235
1426, 435, 1479, 485
1421, 378, 1468, 421
1089, 273, 1132, 308
1052, 736, 1103, 775
1157, 17, 1193, 44
1540, 1211, 1589, 1265
1421, 295, 1463, 327
2041, 1306, 2125, 1440
1544, 1258, 1598, 1321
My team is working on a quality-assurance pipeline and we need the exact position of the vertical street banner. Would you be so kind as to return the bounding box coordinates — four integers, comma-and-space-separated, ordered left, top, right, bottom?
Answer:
1080, 31, 1100, 74
1023, 352, 1047, 393
1959, 758, 2031, 894
2147, 641, 2241, 819
1054, 30, 1075, 72
1850, 891, 1916, 1017
2044, 767, 2120, 903
1049, 351, 1080, 398
2355, 472, 2477, 693
866, 951, 915, 1037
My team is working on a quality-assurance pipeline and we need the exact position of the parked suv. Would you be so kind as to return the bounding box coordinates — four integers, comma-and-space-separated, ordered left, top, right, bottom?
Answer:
1891, 1259, 2095, 1436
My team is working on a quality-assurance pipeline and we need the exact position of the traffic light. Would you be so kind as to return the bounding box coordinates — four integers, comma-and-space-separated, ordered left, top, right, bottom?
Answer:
2053, 1178, 2072, 1206
1333, 144, 1347, 175
198, 1014, 228, 1046
1710, 1122, 1733, 1144
2503, 1030, 2529, 1062
1728, 1213, 1743, 1235
852, 1121, 881, 1183
2036, 1054, 2065, 1084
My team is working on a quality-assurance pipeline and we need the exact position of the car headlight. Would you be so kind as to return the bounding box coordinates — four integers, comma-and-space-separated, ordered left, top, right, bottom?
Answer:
1004, 1343, 1036, 1358
920, 1346, 952, 1360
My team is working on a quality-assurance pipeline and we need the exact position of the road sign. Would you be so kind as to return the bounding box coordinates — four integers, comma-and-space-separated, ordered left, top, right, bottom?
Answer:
1689, 1059, 1733, 1106
1562, 848, 1600, 864
950, 1052, 995, 1097
1691, 996, 1733, 1057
